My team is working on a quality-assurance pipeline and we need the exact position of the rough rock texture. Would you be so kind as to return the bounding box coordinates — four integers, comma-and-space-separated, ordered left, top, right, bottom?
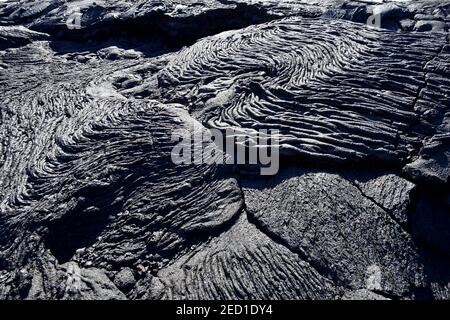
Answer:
134, 213, 337, 300
342, 289, 390, 300
242, 168, 422, 297
156, 17, 447, 166
0, 0, 450, 300
344, 171, 416, 227
0, 41, 242, 298
0, 25, 48, 50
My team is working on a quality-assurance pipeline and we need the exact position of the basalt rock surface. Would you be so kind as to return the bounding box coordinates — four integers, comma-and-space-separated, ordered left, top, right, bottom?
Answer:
0, 0, 450, 300
156, 17, 447, 167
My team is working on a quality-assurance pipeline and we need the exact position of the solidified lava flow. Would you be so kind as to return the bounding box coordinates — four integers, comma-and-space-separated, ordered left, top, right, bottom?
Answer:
0, 0, 449, 300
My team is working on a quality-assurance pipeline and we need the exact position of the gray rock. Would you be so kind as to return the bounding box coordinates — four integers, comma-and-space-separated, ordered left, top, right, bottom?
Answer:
0, 40, 242, 292
414, 14, 445, 21
61, 263, 126, 300
145, 213, 336, 299
242, 168, 423, 297
157, 17, 446, 166
342, 289, 390, 300
0, 25, 49, 50
400, 18, 416, 31
414, 20, 448, 32
114, 268, 136, 292
372, 3, 410, 21
405, 135, 450, 184
381, 19, 401, 31
1, 0, 450, 301
345, 172, 416, 227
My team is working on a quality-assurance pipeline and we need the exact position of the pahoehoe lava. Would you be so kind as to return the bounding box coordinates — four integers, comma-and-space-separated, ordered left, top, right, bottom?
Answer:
157, 17, 447, 167
0, 0, 450, 300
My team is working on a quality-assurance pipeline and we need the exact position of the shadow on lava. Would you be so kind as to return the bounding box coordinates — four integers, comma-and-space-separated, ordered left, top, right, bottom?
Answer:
408, 184, 450, 299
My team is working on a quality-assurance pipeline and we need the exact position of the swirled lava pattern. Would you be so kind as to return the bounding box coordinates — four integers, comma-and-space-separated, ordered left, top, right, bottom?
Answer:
159, 17, 447, 165
0, 0, 450, 300
0, 44, 244, 298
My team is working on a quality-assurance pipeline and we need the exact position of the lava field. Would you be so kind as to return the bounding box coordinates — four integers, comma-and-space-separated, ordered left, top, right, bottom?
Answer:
0, 0, 449, 300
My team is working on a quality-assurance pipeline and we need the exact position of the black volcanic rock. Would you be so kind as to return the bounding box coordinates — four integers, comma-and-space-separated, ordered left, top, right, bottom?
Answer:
242, 168, 422, 297
0, 41, 242, 298
0, 0, 450, 300
137, 213, 337, 299
156, 17, 447, 166
0, 25, 49, 49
